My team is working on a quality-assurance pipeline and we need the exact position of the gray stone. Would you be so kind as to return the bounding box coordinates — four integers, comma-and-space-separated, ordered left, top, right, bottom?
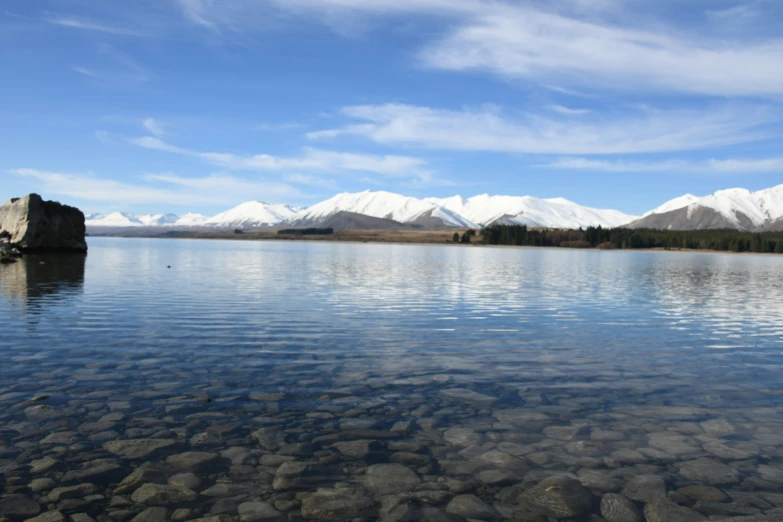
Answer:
200, 483, 253, 498
643, 498, 707, 522
190, 432, 223, 447
25, 511, 67, 522
0, 194, 87, 252
103, 439, 177, 459
186, 517, 233, 522
692, 501, 760, 517
647, 432, 702, 458
210, 499, 239, 516
49, 484, 98, 503
115, 469, 167, 495
166, 452, 220, 471
679, 458, 739, 486
300, 489, 373, 519
620, 474, 667, 503
331, 439, 385, 459
272, 462, 326, 491
70, 514, 97, 522
520, 476, 593, 518
543, 424, 587, 441
237, 501, 281, 522
168, 473, 202, 490
379, 495, 423, 522
678, 485, 727, 502
439, 389, 497, 406
443, 427, 483, 447
478, 469, 520, 486
702, 441, 758, 460
364, 464, 421, 495
445, 494, 501, 520
131, 484, 198, 506
130, 507, 168, 522
758, 465, 783, 484
30, 456, 61, 473
30, 478, 56, 492
63, 463, 128, 484
0, 495, 41, 519
600, 493, 642, 522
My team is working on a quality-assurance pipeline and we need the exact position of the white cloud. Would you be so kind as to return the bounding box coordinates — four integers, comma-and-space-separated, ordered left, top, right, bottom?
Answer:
142, 118, 166, 137
175, 0, 783, 97
308, 103, 776, 155
419, 7, 783, 97
73, 44, 148, 88
541, 157, 783, 174
128, 136, 433, 180
706, 4, 760, 22
11, 169, 302, 206
44, 15, 148, 36
549, 105, 590, 115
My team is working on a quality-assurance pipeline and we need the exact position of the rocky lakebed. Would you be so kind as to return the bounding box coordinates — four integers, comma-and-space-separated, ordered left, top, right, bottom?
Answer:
1, 361, 782, 522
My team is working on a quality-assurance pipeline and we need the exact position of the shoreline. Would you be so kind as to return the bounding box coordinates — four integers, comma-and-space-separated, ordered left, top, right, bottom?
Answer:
86, 230, 783, 256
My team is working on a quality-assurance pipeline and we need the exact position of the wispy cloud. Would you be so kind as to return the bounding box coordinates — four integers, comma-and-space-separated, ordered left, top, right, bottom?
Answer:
142, 118, 166, 137
175, 0, 783, 97
419, 7, 783, 97
73, 44, 148, 88
308, 103, 777, 155
44, 15, 148, 36
11, 169, 302, 206
549, 105, 590, 115
128, 136, 434, 181
541, 157, 783, 174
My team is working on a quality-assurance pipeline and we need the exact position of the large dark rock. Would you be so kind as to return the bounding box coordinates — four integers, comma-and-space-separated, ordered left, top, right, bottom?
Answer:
0, 194, 87, 252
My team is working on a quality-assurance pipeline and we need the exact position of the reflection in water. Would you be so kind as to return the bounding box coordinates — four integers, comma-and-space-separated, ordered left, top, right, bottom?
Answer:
0, 238, 782, 521
0, 252, 85, 308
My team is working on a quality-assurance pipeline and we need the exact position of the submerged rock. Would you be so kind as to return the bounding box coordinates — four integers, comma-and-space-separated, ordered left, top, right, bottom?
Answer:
0, 194, 87, 252
364, 463, 421, 495
643, 498, 707, 522
678, 458, 739, 486
300, 488, 373, 519
103, 439, 178, 459
445, 494, 502, 520
519, 476, 593, 518
131, 484, 199, 506
600, 493, 642, 522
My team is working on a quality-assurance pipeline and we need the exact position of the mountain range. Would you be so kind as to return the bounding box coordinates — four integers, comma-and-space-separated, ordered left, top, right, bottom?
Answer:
85, 184, 783, 232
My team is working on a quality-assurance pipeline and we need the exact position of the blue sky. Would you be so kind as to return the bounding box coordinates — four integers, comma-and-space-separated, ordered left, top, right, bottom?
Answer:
2, 0, 782, 216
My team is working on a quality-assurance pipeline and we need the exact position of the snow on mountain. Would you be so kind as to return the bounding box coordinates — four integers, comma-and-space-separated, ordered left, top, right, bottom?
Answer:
86, 212, 146, 227
204, 201, 301, 228
636, 184, 783, 229
642, 194, 700, 217
86, 212, 207, 227
86, 191, 637, 230
426, 194, 636, 228
290, 191, 477, 227
175, 213, 210, 226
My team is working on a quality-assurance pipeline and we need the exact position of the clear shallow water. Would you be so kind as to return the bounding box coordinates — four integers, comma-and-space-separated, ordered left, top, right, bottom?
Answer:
1, 238, 782, 521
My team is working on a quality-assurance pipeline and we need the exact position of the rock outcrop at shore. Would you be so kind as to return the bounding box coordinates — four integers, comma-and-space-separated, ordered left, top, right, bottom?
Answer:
0, 194, 87, 252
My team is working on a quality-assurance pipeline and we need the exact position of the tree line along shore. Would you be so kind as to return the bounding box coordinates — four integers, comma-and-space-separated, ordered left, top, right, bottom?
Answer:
139, 225, 783, 254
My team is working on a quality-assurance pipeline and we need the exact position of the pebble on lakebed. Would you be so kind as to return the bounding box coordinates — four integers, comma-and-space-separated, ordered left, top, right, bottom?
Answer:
1, 376, 782, 522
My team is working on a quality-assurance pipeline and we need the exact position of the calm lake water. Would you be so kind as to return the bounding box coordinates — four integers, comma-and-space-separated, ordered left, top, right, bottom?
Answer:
1, 237, 782, 521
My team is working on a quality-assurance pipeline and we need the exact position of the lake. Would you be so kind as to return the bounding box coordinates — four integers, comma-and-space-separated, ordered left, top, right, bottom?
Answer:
1, 237, 782, 521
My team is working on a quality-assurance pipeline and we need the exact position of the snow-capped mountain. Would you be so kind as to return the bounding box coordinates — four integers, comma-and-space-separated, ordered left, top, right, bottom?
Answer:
85, 191, 638, 230
204, 201, 301, 228
86, 212, 199, 227
628, 184, 783, 230
288, 191, 477, 228
426, 194, 636, 228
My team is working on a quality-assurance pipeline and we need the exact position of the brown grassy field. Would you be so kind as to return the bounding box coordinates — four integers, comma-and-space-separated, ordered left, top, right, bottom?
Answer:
167, 229, 475, 245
